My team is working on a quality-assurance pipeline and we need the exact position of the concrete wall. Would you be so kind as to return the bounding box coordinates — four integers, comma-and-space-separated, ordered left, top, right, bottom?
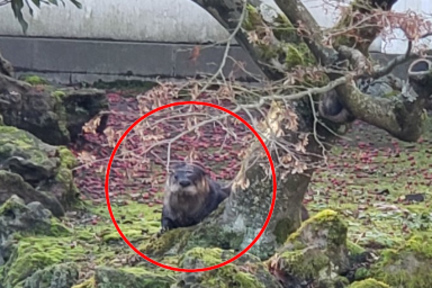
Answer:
1, 0, 430, 51
0, 0, 430, 84
0, 0, 341, 43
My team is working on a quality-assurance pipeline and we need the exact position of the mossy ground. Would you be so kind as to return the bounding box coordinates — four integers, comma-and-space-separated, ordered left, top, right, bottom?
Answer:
308, 118, 432, 249
9, 116, 428, 287
2, 75, 431, 288
0, 199, 177, 286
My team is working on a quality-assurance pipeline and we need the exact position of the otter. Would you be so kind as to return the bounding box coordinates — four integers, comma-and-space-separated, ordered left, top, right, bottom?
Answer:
319, 90, 356, 124
159, 162, 231, 234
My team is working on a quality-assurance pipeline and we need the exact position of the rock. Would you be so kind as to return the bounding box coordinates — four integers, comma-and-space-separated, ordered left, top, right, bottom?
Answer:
92, 267, 175, 288
0, 125, 79, 216
371, 233, 432, 288
0, 126, 60, 183
268, 209, 350, 288
0, 171, 65, 218
0, 83, 108, 145
348, 278, 390, 288
22, 262, 80, 288
0, 195, 71, 281
0, 195, 70, 238
175, 247, 280, 288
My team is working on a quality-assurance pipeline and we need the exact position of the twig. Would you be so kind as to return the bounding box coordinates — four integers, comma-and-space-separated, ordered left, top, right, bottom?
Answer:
198, 0, 247, 95
371, 40, 418, 79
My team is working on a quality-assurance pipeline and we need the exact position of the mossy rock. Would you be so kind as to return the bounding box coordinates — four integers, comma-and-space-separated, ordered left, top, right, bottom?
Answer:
20, 262, 80, 288
0, 83, 108, 145
0, 172, 65, 218
0, 234, 85, 287
0, 125, 60, 182
168, 202, 246, 256
139, 227, 192, 258
348, 278, 390, 288
175, 247, 280, 288
268, 209, 350, 287
37, 146, 80, 211
0, 126, 80, 215
371, 233, 432, 288
85, 267, 175, 288
0, 195, 70, 238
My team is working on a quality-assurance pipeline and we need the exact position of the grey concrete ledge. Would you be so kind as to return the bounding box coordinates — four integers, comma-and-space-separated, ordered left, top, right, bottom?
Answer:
0, 36, 419, 85
0, 36, 264, 85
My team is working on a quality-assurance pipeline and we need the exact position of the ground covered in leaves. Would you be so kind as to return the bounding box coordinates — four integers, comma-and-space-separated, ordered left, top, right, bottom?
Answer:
2, 80, 431, 287
70, 84, 431, 251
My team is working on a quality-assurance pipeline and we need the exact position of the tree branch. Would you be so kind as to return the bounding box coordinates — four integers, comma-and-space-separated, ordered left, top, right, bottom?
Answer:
371, 41, 417, 79
190, 0, 284, 80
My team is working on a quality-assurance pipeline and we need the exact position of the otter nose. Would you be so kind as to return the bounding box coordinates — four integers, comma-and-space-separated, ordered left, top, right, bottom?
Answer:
179, 180, 191, 187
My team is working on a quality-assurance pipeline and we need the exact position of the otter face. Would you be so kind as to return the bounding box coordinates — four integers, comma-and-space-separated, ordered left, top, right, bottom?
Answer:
166, 162, 208, 196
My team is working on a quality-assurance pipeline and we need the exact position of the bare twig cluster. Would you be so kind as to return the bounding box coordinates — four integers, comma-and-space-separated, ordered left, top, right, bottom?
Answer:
77, 0, 432, 191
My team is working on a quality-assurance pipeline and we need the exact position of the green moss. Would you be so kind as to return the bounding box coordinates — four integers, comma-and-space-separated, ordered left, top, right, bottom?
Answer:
354, 267, 371, 281
20, 262, 80, 288
347, 240, 366, 257
0, 195, 26, 215
72, 277, 96, 288
75, 278, 96, 288
54, 146, 79, 201
21, 75, 48, 85
57, 146, 77, 171
93, 267, 175, 288
1, 236, 85, 286
287, 209, 347, 246
271, 209, 350, 285
372, 233, 432, 287
279, 248, 330, 280
243, 4, 263, 31
178, 247, 265, 288
140, 227, 191, 257
284, 43, 315, 68
349, 278, 390, 288
383, 90, 399, 98
51, 90, 67, 99
80, 201, 164, 245
0, 125, 58, 168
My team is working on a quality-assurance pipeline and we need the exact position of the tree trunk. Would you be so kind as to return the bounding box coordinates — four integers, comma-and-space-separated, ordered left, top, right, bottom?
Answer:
178, 0, 432, 259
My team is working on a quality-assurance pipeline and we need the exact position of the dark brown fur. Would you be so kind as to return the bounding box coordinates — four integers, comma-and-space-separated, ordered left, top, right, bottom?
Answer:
301, 204, 310, 222
319, 90, 356, 124
159, 162, 231, 234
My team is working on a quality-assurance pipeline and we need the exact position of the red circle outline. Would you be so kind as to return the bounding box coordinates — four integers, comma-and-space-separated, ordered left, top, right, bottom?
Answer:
105, 101, 277, 272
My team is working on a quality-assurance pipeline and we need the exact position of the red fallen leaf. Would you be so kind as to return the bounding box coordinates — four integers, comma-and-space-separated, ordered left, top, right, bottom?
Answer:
142, 193, 150, 200
92, 218, 98, 225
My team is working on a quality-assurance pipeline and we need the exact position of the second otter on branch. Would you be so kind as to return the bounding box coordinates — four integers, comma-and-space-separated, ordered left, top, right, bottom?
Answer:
159, 162, 231, 234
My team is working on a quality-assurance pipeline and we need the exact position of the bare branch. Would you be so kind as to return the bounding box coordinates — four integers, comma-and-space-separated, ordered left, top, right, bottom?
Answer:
371, 41, 417, 79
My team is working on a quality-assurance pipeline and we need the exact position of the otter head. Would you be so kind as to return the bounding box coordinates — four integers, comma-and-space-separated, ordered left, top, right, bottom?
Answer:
166, 162, 210, 196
